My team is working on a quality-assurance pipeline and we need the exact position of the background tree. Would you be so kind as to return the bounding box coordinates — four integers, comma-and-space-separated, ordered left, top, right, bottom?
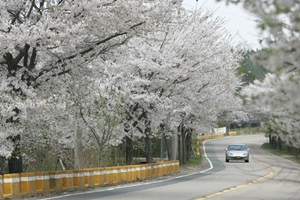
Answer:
225, 0, 300, 149
237, 50, 268, 86
111, 8, 244, 164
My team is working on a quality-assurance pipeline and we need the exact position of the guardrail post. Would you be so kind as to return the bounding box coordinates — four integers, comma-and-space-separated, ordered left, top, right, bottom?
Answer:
83, 169, 90, 188
35, 172, 49, 194
112, 167, 121, 185
140, 165, 146, 180
20, 172, 35, 196
98, 168, 105, 187
73, 169, 84, 190
102, 168, 109, 185
62, 170, 73, 191
49, 171, 62, 192
88, 169, 94, 187
120, 166, 127, 183
0, 175, 3, 200
93, 168, 100, 186
132, 165, 137, 181
3, 174, 20, 199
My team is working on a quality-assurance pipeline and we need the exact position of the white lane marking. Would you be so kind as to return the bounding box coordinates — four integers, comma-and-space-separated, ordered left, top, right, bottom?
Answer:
195, 142, 276, 200
200, 140, 213, 173
196, 159, 275, 200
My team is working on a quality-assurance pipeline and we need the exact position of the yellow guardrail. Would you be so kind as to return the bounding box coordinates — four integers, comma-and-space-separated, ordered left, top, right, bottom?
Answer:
228, 131, 237, 136
196, 132, 237, 156
0, 160, 179, 199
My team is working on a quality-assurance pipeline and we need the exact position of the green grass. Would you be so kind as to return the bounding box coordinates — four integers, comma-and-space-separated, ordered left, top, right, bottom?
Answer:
232, 127, 264, 135
181, 155, 202, 168
261, 143, 300, 164
188, 155, 202, 165
182, 132, 203, 167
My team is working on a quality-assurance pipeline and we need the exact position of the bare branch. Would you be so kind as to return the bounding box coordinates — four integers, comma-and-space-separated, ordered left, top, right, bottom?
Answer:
79, 107, 102, 147
26, 0, 36, 18
198, 81, 210, 93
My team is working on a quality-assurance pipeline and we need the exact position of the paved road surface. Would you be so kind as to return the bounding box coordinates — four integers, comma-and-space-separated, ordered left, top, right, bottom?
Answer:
41, 134, 300, 200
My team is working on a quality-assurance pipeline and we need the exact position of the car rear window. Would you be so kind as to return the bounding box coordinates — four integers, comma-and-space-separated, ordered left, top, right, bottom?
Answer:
228, 145, 246, 151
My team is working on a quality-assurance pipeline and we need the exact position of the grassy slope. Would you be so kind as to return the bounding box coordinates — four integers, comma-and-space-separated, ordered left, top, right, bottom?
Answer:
261, 142, 300, 164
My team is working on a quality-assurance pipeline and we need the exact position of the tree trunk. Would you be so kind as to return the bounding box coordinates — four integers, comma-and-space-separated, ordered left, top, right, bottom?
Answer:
74, 124, 83, 169
4, 46, 37, 174
8, 135, 23, 173
8, 157, 23, 174
0, 156, 4, 174
162, 133, 170, 160
184, 129, 192, 163
271, 135, 277, 149
181, 127, 187, 164
278, 136, 282, 151
178, 131, 183, 165
170, 133, 177, 160
125, 136, 133, 165
145, 135, 153, 163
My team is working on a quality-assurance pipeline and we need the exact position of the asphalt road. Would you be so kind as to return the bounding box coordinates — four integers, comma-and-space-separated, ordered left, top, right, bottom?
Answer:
42, 134, 300, 200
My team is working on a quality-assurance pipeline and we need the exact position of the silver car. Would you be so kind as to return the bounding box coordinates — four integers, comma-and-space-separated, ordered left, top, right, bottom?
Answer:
225, 144, 250, 163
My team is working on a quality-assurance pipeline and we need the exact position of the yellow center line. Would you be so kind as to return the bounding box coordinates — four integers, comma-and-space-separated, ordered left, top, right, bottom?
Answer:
195, 158, 275, 200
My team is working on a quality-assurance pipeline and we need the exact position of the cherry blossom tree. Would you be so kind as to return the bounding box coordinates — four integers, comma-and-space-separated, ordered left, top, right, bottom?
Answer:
0, 0, 182, 172
0, 0, 244, 171
109, 8, 244, 164
226, 0, 300, 148
156, 10, 243, 163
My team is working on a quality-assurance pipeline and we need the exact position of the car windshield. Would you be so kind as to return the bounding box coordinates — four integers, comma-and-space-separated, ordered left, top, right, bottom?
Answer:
228, 145, 246, 151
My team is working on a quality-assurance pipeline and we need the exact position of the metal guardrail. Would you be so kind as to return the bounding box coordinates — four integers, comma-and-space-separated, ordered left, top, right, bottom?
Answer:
196, 132, 237, 156
0, 161, 179, 199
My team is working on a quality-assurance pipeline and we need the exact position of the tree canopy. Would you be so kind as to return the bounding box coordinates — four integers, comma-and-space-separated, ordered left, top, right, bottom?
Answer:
0, 0, 245, 171
232, 0, 300, 147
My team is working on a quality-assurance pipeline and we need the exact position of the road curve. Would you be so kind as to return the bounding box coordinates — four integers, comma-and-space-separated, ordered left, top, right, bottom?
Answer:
40, 134, 300, 200
197, 134, 300, 200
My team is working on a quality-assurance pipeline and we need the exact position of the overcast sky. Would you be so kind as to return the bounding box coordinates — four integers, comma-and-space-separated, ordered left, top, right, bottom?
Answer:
182, 0, 262, 50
